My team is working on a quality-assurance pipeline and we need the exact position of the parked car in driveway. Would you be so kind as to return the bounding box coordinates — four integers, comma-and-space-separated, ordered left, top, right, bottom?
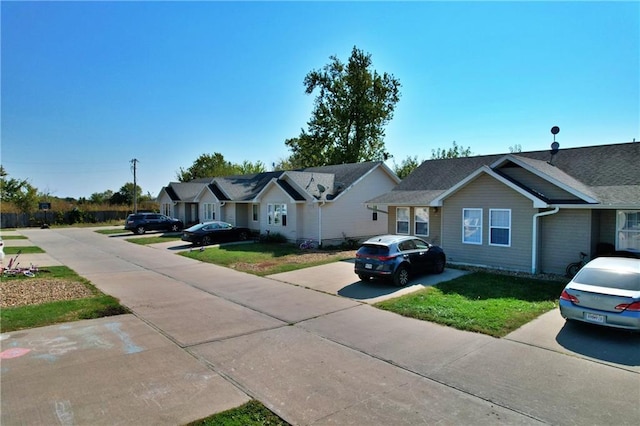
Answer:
559, 257, 640, 331
354, 235, 446, 287
181, 221, 251, 246
124, 213, 183, 235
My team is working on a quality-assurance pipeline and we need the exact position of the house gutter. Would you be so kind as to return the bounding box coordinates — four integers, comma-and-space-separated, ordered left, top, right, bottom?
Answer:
531, 207, 560, 274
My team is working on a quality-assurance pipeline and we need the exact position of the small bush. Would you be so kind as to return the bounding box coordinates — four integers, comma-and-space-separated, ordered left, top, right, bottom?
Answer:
259, 231, 288, 244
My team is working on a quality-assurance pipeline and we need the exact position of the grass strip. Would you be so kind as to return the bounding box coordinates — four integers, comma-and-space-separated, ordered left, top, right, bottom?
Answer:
126, 235, 183, 245
4, 246, 45, 254
186, 400, 290, 426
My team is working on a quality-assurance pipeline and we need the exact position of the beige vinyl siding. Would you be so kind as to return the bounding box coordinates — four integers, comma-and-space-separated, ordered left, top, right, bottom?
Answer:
539, 209, 592, 274
441, 174, 535, 271
319, 167, 396, 244
260, 185, 298, 241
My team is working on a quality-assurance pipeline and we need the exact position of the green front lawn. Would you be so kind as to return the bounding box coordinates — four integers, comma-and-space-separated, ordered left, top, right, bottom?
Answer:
180, 243, 353, 276
375, 271, 566, 337
0, 235, 27, 240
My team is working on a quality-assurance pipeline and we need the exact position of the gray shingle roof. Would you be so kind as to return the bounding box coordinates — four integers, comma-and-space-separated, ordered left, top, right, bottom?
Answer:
375, 142, 639, 206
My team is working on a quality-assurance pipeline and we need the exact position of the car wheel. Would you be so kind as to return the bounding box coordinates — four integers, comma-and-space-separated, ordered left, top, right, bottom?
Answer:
136, 226, 146, 235
239, 231, 248, 241
393, 265, 410, 287
358, 274, 370, 282
202, 236, 211, 246
433, 256, 445, 274
170, 224, 180, 232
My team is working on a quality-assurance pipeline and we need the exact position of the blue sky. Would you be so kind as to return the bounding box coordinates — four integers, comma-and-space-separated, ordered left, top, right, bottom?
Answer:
2, 1, 638, 199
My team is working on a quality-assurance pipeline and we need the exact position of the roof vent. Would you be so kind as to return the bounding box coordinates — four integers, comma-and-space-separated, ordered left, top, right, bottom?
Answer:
548, 126, 560, 165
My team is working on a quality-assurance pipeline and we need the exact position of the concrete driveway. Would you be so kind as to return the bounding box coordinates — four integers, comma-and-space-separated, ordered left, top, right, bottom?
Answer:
268, 259, 470, 303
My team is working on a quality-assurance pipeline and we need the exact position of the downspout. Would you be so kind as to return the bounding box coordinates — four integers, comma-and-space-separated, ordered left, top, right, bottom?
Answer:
532, 207, 559, 274
318, 200, 325, 247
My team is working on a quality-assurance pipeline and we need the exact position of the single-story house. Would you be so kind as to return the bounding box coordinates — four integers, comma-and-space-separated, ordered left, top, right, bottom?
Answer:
157, 161, 401, 246
367, 142, 640, 275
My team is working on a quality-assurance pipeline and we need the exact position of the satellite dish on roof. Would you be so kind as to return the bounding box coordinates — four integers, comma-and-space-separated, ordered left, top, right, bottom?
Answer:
551, 141, 560, 154
551, 126, 560, 135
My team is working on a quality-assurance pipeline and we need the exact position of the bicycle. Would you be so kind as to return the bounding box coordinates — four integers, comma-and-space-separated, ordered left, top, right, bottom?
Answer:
565, 252, 588, 278
299, 239, 315, 250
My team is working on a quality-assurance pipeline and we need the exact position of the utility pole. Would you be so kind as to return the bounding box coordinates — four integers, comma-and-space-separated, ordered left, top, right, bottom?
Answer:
130, 158, 138, 213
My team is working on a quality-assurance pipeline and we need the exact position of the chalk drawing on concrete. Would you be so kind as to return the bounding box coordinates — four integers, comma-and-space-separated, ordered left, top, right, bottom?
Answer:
105, 322, 143, 354
0, 347, 31, 359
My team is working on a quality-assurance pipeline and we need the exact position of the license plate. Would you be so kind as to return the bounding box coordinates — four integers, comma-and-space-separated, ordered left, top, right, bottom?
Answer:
365, 263, 373, 270
584, 312, 605, 324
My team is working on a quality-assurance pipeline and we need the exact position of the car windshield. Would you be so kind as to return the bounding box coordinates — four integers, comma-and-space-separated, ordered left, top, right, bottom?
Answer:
573, 269, 640, 291
358, 245, 390, 256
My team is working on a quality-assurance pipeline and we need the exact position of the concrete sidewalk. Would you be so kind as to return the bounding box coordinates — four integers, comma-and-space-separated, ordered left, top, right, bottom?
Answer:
2, 227, 638, 425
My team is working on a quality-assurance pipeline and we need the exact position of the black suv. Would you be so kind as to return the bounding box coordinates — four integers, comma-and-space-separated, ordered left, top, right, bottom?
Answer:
124, 213, 183, 235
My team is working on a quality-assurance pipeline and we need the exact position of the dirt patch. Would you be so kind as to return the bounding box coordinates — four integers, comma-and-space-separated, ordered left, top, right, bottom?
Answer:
0, 278, 94, 308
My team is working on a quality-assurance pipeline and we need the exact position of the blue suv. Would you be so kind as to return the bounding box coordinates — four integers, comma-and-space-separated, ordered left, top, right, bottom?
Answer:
354, 235, 446, 287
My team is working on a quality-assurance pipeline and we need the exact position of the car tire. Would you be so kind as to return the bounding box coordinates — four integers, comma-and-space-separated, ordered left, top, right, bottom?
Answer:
393, 265, 410, 287
239, 231, 248, 241
358, 274, 370, 282
433, 256, 445, 274
170, 224, 180, 232
202, 236, 211, 246
135, 226, 146, 235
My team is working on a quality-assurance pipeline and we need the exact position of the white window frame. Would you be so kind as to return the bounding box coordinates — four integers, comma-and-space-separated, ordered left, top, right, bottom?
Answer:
161, 203, 172, 217
268, 203, 287, 227
414, 207, 429, 236
617, 210, 640, 251
489, 209, 511, 247
252, 204, 259, 222
396, 207, 410, 235
463, 208, 482, 245
202, 203, 215, 221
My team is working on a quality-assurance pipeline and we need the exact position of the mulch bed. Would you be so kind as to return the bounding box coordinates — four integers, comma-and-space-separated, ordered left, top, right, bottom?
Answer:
0, 277, 94, 308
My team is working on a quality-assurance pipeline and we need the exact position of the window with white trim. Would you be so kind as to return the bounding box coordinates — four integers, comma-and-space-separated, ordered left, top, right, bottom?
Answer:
617, 210, 640, 251
252, 204, 259, 222
415, 207, 429, 236
268, 203, 287, 227
203, 203, 215, 221
161, 203, 171, 216
396, 207, 409, 234
463, 208, 482, 244
489, 209, 511, 246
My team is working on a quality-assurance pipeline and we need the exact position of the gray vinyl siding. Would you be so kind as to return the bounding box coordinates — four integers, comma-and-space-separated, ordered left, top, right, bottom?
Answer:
441, 174, 536, 271
539, 209, 592, 274
386, 206, 442, 246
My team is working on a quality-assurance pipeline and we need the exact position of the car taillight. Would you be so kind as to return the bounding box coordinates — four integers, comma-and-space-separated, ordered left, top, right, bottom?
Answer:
615, 301, 640, 311
560, 290, 579, 303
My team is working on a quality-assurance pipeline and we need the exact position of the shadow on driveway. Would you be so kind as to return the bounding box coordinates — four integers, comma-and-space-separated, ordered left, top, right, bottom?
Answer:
556, 321, 640, 367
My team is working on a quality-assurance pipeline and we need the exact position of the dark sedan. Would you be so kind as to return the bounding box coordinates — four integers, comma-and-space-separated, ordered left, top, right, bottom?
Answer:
181, 221, 251, 246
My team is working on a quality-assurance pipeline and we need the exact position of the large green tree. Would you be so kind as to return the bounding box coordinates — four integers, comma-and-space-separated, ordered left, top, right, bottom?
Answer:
0, 165, 38, 213
285, 46, 401, 167
177, 153, 265, 181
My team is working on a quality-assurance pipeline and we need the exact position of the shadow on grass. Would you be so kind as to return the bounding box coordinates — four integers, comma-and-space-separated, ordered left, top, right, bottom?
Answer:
436, 272, 566, 303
